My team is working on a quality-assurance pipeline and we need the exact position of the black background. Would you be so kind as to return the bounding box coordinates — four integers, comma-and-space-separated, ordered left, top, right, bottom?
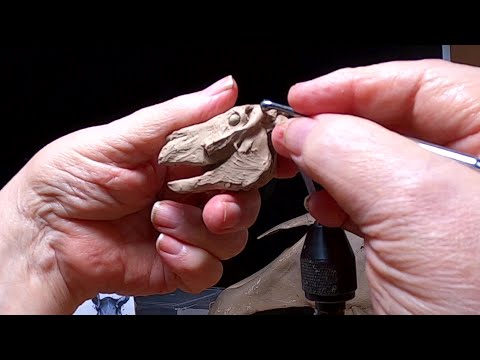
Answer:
1, 45, 443, 288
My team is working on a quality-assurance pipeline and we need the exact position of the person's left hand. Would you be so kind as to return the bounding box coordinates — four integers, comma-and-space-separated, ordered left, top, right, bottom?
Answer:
0, 75, 294, 314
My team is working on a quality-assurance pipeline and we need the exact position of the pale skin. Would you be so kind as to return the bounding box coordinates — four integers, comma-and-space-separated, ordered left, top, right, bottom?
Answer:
4, 59, 480, 315
0, 75, 295, 314
272, 59, 480, 314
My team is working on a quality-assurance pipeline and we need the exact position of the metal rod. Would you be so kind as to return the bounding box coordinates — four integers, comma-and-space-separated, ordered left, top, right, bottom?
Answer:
300, 171, 316, 196
260, 100, 317, 194
261, 99, 480, 171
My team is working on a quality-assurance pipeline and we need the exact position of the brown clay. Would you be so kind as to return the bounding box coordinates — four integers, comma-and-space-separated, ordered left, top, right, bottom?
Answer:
158, 104, 287, 193
209, 215, 372, 315
158, 104, 372, 315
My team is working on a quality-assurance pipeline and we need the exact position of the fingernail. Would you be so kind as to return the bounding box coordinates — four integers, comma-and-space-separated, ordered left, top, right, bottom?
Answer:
221, 201, 242, 230
284, 118, 316, 156
156, 233, 184, 255
151, 201, 183, 229
304, 195, 311, 212
204, 75, 234, 96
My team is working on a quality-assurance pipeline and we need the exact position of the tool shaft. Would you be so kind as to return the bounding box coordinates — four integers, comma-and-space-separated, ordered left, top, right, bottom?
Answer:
261, 99, 480, 171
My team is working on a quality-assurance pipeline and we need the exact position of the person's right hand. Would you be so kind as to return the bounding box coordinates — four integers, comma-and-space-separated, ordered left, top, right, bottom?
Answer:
272, 59, 480, 314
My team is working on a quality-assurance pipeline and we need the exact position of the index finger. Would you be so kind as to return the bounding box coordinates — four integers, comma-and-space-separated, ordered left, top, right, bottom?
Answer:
288, 59, 480, 154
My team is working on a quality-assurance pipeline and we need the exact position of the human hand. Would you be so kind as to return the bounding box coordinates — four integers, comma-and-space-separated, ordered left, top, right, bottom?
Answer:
0, 75, 288, 314
272, 59, 480, 314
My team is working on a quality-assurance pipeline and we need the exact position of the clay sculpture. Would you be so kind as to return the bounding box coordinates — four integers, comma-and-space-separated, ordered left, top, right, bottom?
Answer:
158, 104, 287, 193
158, 104, 372, 315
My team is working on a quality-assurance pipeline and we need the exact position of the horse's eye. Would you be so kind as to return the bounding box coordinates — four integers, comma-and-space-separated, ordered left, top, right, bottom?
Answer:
228, 112, 241, 126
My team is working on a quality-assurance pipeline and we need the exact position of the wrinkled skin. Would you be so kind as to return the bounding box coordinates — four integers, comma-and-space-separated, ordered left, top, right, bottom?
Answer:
273, 59, 480, 314
0, 75, 297, 314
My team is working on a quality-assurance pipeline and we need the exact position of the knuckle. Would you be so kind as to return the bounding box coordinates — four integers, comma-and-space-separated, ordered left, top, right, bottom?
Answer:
176, 252, 198, 274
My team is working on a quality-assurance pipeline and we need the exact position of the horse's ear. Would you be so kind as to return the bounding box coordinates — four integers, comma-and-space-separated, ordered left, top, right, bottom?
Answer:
117, 296, 130, 308
91, 294, 100, 307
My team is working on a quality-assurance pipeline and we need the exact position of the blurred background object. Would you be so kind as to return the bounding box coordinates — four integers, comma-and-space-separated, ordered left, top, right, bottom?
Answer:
451, 45, 480, 66
74, 293, 135, 315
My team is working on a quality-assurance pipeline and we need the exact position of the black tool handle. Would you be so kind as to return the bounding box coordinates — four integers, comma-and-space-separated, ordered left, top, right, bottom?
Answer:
300, 224, 357, 314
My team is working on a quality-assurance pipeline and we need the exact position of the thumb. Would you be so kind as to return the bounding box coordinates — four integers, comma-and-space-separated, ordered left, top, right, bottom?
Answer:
102, 75, 238, 164
276, 115, 480, 227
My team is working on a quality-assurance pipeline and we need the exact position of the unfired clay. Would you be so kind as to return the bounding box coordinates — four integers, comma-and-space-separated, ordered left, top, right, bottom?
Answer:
209, 214, 373, 315
159, 104, 372, 315
158, 105, 287, 193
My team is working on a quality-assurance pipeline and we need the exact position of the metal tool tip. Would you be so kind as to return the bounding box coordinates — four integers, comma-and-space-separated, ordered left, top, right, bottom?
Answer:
260, 99, 304, 118
260, 99, 273, 111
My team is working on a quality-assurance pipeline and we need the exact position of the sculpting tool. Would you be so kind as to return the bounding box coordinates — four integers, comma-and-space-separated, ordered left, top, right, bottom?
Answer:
261, 99, 356, 315
259, 100, 316, 195
261, 98, 480, 315
260, 99, 480, 171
